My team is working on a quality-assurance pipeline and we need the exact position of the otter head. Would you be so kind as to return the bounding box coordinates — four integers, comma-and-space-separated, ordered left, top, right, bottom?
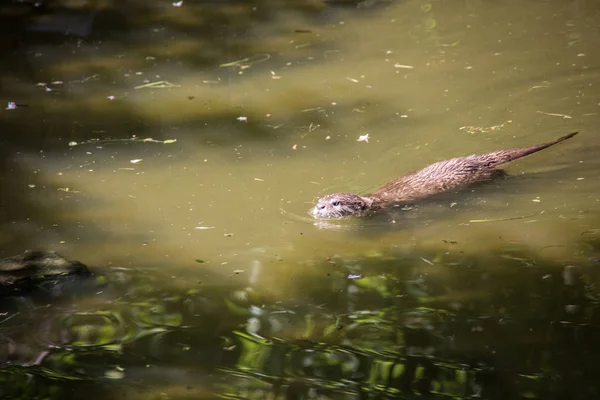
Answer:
310, 193, 374, 218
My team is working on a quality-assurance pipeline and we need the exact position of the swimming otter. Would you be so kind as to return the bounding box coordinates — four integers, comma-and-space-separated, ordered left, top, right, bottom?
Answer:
311, 132, 579, 218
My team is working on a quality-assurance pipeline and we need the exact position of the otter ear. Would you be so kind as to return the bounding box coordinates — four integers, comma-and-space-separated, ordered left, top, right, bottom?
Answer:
359, 196, 373, 209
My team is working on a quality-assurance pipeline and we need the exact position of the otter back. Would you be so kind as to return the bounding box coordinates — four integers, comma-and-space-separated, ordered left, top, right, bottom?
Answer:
369, 132, 578, 205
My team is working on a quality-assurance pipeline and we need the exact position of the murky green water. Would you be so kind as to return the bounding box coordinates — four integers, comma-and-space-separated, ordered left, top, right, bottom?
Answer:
1, 0, 600, 398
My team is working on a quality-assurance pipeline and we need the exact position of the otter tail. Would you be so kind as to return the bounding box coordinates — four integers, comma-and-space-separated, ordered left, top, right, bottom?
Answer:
480, 131, 579, 168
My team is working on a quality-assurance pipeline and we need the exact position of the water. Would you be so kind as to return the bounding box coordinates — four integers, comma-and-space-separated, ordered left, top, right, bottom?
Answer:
1, 0, 600, 398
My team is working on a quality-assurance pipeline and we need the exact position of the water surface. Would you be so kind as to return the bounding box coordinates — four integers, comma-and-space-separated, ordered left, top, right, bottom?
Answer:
1, 0, 600, 398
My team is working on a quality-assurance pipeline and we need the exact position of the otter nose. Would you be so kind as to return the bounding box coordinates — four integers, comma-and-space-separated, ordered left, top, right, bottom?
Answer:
317, 204, 326, 210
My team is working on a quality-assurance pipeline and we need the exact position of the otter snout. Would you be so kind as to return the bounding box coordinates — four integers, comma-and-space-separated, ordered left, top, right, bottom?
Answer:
310, 201, 328, 218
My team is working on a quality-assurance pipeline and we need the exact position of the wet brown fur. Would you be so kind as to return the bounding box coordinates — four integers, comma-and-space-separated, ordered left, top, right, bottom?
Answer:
311, 132, 578, 218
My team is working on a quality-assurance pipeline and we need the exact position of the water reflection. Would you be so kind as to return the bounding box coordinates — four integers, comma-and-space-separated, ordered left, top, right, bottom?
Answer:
1, 0, 600, 398
1, 241, 599, 398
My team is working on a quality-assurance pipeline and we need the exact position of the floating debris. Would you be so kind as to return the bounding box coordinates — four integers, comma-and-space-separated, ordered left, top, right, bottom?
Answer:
528, 84, 550, 92
172, 0, 183, 6
130, 159, 143, 164
77, 74, 100, 84
421, 257, 434, 265
57, 188, 81, 193
469, 213, 538, 223
219, 54, 271, 69
459, 120, 512, 134
6, 102, 17, 110
68, 137, 177, 147
301, 107, 324, 113
105, 369, 125, 380
357, 134, 370, 143
537, 111, 572, 119
236, 116, 248, 122
394, 64, 414, 69
134, 81, 181, 89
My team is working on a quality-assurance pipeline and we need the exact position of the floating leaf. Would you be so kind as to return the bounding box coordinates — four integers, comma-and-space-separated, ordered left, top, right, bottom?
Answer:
105, 369, 125, 380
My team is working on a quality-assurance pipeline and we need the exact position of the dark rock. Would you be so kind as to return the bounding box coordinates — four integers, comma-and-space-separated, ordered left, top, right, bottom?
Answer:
0, 250, 90, 295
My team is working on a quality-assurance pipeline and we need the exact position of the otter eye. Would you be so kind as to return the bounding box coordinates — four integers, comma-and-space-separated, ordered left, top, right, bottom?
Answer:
332, 201, 341, 207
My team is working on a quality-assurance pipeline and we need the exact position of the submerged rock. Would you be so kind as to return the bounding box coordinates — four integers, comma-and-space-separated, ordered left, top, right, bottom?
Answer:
0, 250, 90, 295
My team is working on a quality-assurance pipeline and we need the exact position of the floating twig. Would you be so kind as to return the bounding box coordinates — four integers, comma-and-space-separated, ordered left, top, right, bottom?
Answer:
537, 111, 572, 119
68, 137, 177, 147
134, 81, 181, 90
219, 54, 271, 68
469, 213, 538, 223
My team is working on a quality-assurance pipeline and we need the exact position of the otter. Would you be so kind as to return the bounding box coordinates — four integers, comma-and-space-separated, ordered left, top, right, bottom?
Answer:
311, 132, 579, 218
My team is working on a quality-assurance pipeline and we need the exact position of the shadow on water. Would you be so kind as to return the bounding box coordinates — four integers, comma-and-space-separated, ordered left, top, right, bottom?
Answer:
0, 0, 405, 256
1, 0, 600, 398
